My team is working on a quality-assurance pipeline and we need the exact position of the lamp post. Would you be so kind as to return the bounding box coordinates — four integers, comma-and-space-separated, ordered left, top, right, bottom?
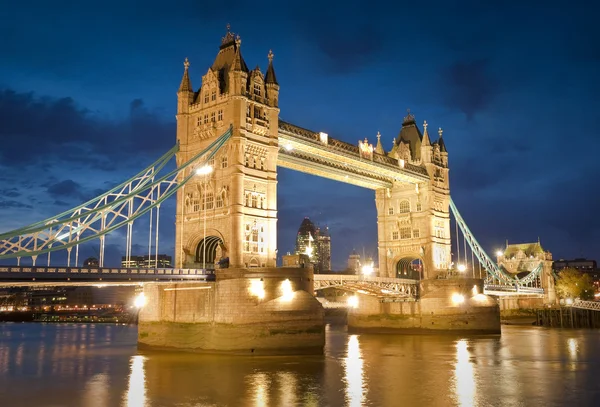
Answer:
196, 165, 213, 271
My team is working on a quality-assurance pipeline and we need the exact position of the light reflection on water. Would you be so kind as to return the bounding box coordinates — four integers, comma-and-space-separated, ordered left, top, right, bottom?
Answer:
1, 323, 600, 406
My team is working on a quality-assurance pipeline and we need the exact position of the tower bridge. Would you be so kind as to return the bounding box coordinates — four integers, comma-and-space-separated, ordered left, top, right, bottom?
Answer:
0, 27, 558, 352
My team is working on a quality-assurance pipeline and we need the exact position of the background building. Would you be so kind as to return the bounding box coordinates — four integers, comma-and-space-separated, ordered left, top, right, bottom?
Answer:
295, 217, 331, 273
553, 258, 599, 284
121, 254, 172, 268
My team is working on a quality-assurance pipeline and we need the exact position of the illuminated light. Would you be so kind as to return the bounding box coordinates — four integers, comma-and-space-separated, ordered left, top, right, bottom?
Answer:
284, 144, 293, 151
472, 293, 488, 302
249, 279, 265, 299
344, 335, 366, 406
134, 293, 146, 308
347, 296, 359, 309
457, 264, 467, 272
451, 293, 465, 305
125, 355, 147, 407
565, 298, 573, 305
280, 279, 294, 302
453, 339, 476, 406
361, 264, 374, 276
196, 165, 213, 175
472, 285, 478, 296
319, 132, 328, 144
496, 250, 504, 257
399, 159, 405, 168
304, 246, 313, 257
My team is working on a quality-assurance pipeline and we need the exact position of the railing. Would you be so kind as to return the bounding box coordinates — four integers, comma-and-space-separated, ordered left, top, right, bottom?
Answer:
484, 285, 544, 294
0, 266, 215, 281
313, 274, 418, 299
572, 299, 600, 311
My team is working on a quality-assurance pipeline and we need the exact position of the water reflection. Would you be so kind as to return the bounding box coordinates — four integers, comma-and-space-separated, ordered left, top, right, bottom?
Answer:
124, 355, 147, 407
344, 334, 366, 407
277, 372, 297, 407
567, 337, 578, 359
83, 373, 110, 407
250, 372, 270, 407
453, 339, 476, 407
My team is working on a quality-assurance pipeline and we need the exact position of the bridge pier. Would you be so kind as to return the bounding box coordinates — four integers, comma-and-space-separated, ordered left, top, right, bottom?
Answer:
137, 267, 324, 354
348, 278, 501, 334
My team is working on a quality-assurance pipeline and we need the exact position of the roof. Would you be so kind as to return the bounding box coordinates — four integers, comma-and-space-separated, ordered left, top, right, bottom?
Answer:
210, 29, 249, 93
503, 242, 545, 257
178, 58, 192, 93
297, 217, 316, 237
395, 111, 423, 160
265, 50, 278, 85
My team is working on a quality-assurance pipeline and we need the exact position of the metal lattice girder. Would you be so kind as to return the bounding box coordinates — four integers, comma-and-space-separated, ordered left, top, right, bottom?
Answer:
0, 126, 232, 260
313, 274, 418, 299
572, 300, 600, 311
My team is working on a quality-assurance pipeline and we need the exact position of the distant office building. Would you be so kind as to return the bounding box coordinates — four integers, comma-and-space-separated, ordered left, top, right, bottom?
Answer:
553, 258, 599, 282
121, 254, 172, 268
295, 217, 331, 273
83, 257, 99, 267
92, 286, 135, 306
347, 250, 361, 274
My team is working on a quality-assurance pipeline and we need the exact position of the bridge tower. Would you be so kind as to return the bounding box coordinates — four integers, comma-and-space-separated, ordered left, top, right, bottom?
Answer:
375, 112, 451, 280
174, 27, 280, 269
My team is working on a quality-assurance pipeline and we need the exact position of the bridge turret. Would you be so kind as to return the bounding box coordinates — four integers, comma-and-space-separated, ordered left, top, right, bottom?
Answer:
177, 57, 194, 114
265, 50, 279, 108
420, 120, 432, 164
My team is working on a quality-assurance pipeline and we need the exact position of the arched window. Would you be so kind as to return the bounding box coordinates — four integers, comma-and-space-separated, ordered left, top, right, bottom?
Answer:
211, 90, 216, 101
399, 200, 410, 213
216, 195, 223, 208
252, 195, 258, 208
245, 193, 251, 207
204, 192, 213, 210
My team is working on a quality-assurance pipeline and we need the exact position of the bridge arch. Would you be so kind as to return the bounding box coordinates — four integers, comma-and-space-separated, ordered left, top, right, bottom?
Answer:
395, 256, 423, 280
196, 235, 225, 269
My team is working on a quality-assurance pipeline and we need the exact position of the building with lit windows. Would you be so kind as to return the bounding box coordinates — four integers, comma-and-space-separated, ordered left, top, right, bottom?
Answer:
295, 217, 331, 273
121, 254, 172, 268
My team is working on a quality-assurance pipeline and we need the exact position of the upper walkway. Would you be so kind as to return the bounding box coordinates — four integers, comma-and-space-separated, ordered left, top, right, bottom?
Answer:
277, 121, 430, 189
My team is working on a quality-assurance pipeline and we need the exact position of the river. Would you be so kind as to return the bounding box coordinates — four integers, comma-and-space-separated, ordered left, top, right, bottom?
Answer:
0, 323, 599, 406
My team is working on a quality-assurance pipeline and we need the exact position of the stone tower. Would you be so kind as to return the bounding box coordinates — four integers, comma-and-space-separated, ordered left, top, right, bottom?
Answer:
375, 112, 451, 280
174, 27, 280, 269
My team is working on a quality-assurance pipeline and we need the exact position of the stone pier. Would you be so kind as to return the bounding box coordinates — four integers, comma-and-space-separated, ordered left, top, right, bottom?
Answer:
138, 267, 325, 354
348, 278, 501, 334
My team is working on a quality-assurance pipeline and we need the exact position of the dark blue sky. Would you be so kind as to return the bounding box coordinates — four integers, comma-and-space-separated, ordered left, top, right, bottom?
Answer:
1, 1, 599, 270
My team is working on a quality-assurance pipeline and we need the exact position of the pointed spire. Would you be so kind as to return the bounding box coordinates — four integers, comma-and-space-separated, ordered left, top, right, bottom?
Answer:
421, 120, 431, 146
232, 37, 243, 71
178, 57, 192, 93
375, 131, 384, 154
438, 127, 447, 152
265, 49, 278, 85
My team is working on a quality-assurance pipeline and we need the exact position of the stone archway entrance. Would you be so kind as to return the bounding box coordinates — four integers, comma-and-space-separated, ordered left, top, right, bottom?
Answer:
196, 235, 226, 270
396, 257, 423, 280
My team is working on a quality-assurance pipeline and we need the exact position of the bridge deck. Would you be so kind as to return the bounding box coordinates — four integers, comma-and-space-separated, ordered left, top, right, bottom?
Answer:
0, 266, 213, 286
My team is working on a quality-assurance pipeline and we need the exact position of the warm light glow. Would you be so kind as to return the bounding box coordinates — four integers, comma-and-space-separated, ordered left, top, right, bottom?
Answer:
134, 293, 146, 308
124, 355, 147, 407
249, 279, 265, 299
280, 279, 294, 302
565, 298, 573, 305
457, 264, 467, 272
361, 264, 374, 276
399, 159, 405, 168
453, 339, 476, 406
319, 132, 328, 144
284, 144, 293, 151
472, 285, 478, 296
196, 165, 213, 175
496, 250, 504, 257
452, 293, 465, 305
344, 335, 366, 406
304, 246, 313, 257
347, 296, 359, 309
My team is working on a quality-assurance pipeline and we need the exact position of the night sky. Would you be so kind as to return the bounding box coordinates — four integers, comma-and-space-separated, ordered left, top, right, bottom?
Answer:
1, 1, 599, 270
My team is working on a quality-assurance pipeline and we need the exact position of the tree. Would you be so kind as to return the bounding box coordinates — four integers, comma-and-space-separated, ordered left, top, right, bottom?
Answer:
555, 268, 595, 300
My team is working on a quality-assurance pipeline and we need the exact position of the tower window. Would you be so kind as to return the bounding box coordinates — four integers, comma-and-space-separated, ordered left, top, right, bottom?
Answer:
416, 203, 422, 212
413, 229, 420, 238
253, 83, 261, 96
211, 90, 216, 101
196, 117, 200, 126
216, 195, 223, 208
218, 110, 223, 121
203, 114, 208, 124
252, 195, 257, 208
204, 93, 209, 103
245, 154, 250, 167
400, 227, 412, 239
204, 192, 214, 210
211, 112, 215, 122
260, 158, 265, 170
388, 207, 394, 215
399, 200, 410, 213
221, 156, 228, 169
392, 231, 399, 240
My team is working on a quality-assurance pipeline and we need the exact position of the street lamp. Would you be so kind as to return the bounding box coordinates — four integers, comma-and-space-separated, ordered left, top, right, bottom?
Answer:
457, 264, 467, 273
196, 165, 213, 271
361, 263, 374, 276
496, 250, 503, 257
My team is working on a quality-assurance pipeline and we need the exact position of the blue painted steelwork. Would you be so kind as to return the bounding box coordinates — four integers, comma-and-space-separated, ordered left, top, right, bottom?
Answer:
0, 265, 215, 283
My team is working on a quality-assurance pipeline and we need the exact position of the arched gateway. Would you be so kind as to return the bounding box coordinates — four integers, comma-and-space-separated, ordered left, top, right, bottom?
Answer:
174, 28, 452, 279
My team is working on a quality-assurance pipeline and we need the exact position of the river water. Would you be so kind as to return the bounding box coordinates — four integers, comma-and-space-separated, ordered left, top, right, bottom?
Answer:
0, 323, 599, 407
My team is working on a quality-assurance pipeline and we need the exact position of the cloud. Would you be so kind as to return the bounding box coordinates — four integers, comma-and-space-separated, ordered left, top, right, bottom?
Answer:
440, 59, 499, 119
0, 188, 20, 198
0, 200, 32, 209
46, 179, 83, 200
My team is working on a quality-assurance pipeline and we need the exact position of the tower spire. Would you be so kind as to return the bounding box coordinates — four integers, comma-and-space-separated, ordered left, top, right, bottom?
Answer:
438, 127, 447, 153
375, 131, 385, 154
178, 57, 192, 93
422, 120, 431, 146
265, 49, 278, 85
